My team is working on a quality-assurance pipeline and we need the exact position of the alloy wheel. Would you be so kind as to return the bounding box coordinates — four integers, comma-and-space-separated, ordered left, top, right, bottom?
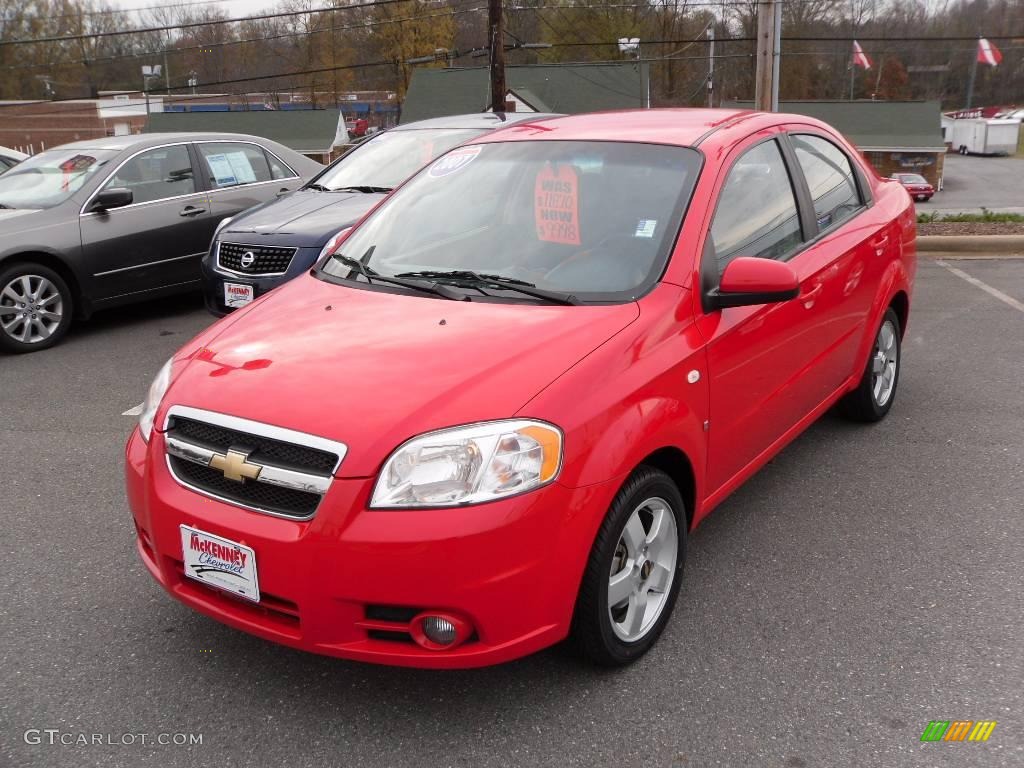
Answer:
0, 274, 64, 345
871, 318, 898, 407
608, 496, 678, 642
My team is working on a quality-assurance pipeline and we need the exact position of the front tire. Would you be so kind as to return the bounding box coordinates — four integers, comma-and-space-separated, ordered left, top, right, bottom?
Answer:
838, 307, 901, 422
570, 466, 686, 666
0, 263, 73, 353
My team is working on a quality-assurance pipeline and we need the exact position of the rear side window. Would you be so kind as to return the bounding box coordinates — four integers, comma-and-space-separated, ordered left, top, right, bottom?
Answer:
710, 139, 803, 266
264, 149, 297, 180
791, 134, 862, 230
197, 143, 273, 188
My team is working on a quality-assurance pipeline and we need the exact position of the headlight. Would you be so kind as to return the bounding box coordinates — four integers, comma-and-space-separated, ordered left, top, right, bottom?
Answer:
370, 420, 563, 508
318, 227, 353, 260
138, 358, 173, 442
211, 217, 233, 241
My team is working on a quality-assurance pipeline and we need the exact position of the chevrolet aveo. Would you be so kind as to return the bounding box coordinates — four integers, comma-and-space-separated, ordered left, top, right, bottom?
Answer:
126, 109, 916, 668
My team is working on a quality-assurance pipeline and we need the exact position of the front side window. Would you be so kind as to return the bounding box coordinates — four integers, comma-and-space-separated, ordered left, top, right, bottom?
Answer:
710, 139, 803, 266
198, 143, 273, 189
320, 140, 701, 301
791, 134, 862, 230
104, 145, 196, 204
0, 148, 119, 210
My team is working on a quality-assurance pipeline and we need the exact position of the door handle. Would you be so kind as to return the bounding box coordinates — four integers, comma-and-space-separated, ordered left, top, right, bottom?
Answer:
276, 187, 291, 197
870, 234, 889, 254
802, 283, 823, 307
179, 205, 206, 217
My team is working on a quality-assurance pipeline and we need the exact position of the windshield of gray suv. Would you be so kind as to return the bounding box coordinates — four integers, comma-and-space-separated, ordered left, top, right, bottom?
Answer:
0, 148, 119, 209
319, 140, 701, 301
308, 128, 486, 192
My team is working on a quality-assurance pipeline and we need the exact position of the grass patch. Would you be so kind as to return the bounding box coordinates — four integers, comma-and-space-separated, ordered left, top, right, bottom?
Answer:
917, 208, 1024, 224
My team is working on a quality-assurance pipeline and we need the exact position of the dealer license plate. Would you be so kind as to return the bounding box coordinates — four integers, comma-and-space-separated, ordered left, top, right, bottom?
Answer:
223, 282, 254, 308
180, 525, 260, 602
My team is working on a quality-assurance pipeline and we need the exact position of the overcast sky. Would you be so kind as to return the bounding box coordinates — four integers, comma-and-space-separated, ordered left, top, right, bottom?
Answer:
106, 0, 284, 21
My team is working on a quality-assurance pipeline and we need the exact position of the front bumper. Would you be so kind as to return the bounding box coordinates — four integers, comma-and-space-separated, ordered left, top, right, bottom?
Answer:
126, 427, 616, 668
200, 245, 322, 317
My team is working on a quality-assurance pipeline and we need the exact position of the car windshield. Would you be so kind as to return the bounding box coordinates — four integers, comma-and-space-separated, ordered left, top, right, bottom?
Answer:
320, 140, 701, 301
900, 174, 928, 184
309, 128, 486, 191
0, 148, 119, 209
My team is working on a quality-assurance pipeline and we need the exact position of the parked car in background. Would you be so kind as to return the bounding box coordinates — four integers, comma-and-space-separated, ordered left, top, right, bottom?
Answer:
128, 109, 916, 668
0, 133, 321, 353
201, 112, 557, 315
891, 173, 934, 201
0, 145, 28, 173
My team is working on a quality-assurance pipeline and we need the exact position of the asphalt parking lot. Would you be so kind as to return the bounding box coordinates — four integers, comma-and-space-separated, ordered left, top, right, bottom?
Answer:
917, 153, 1024, 214
2, 258, 1023, 768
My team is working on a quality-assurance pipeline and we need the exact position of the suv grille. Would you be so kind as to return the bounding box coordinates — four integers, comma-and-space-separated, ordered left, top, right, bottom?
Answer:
218, 242, 297, 275
164, 410, 346, 520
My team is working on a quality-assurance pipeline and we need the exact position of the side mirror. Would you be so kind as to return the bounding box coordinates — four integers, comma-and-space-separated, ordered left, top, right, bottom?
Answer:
88, 187, 133, 213
707, 256, 799, 310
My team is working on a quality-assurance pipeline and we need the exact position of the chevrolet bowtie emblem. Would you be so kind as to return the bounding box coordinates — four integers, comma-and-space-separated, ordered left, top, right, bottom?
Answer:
208, 448, 262, 482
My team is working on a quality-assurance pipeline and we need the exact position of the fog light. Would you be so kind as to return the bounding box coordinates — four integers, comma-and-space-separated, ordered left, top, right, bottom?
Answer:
423, 617, 457, 645
410, 612, 472, 651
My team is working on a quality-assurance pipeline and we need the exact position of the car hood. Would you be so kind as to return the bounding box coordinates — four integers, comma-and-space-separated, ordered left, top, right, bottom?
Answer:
220, 189, 385, 247
160, 274, 640, 477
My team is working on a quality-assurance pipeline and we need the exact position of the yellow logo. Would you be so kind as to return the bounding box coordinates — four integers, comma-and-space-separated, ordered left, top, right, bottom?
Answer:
208, 449, 262, 482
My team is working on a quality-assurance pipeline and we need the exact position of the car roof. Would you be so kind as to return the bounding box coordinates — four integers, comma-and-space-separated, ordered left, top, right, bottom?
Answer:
43, 133, 288, 153
393, 112, 561, 132
466, 108, 846, 148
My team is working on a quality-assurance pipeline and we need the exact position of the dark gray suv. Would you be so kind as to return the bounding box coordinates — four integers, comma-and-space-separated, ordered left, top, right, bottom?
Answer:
0, 133, 322, 353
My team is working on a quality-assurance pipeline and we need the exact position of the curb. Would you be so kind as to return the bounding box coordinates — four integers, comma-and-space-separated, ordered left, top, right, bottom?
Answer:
917, 235, 1024, 255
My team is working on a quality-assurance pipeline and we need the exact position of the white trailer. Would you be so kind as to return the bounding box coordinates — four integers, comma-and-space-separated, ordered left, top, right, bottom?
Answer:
949, 118, 1021, 155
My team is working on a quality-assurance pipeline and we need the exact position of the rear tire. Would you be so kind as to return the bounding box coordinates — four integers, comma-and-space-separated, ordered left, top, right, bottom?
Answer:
570, 466, 686, 666
0, 262, 73, 353
838, 307, 901, 423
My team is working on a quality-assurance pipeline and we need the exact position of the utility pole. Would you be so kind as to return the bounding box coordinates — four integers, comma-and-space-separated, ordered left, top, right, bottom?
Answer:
488, 0, 506, 113
754, 0, 780, 111
707, 28, 714, 108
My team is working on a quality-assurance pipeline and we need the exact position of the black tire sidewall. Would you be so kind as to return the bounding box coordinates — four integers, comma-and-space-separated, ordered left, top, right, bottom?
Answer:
573, 467, 687, 665
0, 263, 73, 353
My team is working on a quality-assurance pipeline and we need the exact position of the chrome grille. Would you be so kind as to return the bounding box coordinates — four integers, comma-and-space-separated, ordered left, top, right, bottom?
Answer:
218, 242, 297, 275
163, 406, 347, 520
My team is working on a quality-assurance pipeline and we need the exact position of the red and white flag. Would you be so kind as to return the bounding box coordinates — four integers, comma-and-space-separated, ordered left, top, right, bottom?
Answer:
977, 38, 1002, 67
852, 41, 872, 70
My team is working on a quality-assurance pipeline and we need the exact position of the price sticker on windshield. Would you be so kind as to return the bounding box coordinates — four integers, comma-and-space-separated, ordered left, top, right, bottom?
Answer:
534, 163, 580, 245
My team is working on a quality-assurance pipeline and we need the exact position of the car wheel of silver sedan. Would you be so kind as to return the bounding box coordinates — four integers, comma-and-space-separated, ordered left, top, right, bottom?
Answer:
571, 466, 686, 666
0, 264, 73, 353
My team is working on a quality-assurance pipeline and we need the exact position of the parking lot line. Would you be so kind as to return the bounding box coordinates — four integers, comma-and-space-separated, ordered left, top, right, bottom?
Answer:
935, 259, 1024, 313
122, 403, 144, 417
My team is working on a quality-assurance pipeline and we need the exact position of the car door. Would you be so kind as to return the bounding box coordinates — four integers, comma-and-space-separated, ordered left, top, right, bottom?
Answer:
694, 133, 850, 498
785, 130, 885, 389
195, 141, 299, 225
79, 143, 211, 301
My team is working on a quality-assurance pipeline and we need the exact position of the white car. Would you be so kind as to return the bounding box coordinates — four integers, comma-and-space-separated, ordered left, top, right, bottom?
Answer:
0, 146, 28, 173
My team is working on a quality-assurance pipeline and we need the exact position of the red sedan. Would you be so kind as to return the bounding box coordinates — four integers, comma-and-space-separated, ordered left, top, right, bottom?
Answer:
892, 172, 935, 202
126, 109, 916, 668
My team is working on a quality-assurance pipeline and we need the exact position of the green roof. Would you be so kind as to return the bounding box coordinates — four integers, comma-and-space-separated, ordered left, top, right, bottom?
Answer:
400, 64, 649, 124
145, 109, 342, 152
725, 100, 945, 150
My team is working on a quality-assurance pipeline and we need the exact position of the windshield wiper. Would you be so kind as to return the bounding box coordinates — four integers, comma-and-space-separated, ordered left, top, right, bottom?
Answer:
305, 183, 330, 192
0, 203, 13, 209
395, 270, 580, 305
331, 185, 393, 194
332, 253, 468, 301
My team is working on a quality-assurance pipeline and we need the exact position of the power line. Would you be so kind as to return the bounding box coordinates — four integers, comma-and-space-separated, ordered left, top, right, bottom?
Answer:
0, 0, 419, 47
33, 0, 247, 20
